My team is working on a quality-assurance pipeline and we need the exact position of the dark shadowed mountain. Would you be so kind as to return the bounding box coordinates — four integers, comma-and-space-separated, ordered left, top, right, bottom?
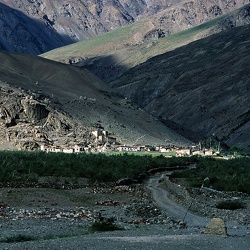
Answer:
109, 24, 250, 149
0, 3, 72, 54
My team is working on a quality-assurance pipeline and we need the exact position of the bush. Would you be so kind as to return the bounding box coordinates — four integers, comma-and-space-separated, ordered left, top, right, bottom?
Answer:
1, 234, 35, 243
89, 221, 123, 232
216, 200, 245, 210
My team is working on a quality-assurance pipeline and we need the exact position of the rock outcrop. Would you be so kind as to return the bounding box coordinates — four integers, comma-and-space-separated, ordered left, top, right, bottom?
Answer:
21, 99, 49, 122
0, 86, 93, 150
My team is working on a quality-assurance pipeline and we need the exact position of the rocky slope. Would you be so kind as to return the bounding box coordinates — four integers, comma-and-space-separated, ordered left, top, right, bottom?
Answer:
109, 24, 250, 149
0, 0, 249, 54
0, 51, 191, 150
0, 86, 93, 150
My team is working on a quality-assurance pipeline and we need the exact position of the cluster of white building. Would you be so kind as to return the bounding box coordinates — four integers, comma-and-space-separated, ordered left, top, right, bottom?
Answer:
40, 129, 219, 156
40, 143, 218, 156
40, 144, 85, 153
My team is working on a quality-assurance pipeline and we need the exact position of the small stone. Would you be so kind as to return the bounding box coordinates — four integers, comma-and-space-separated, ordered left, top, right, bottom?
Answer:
56, 214, 62, 219
178, 221, 187, 229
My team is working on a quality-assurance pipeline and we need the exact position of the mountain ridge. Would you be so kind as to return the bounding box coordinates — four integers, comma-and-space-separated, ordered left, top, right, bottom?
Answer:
1, 1, 249, 150
1, 0, 249, 54
41, 3, 250, 83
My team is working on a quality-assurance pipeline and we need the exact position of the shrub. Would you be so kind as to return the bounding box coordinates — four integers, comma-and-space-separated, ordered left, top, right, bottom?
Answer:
89, 221, 123, 232
1, 234, 35, 243
216, 200, 245, 210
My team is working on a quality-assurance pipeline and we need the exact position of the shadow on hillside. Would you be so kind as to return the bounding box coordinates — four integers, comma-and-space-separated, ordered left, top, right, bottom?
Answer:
0, 3, 73, 55
75, 54, 130, 83
159, 117, 204, 143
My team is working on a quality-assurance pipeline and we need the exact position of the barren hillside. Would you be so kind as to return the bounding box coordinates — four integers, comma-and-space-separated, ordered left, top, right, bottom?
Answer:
109, 24, 250, 148
0, 51, 191, 150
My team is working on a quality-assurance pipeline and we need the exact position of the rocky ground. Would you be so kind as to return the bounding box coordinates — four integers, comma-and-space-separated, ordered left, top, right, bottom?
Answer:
0, 174, 249, 249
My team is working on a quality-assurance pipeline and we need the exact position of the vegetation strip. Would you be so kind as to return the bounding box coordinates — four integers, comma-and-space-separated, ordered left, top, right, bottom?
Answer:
171, 157, 250, 194
0, 151, 194, 183
0, 151, 249, 194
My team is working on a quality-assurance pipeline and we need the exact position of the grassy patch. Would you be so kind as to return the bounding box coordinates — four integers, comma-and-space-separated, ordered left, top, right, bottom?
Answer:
41, 6, 238, 67
105, 151, 176, 157
42, 233, 80, 240
0, 233, 92, 244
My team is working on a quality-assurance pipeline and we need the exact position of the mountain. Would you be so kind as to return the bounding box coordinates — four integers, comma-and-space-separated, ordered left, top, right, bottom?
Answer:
41, 4, 250, 149
41, 3, 250, 82
109, 24, 250, 149
1, 1, 249, 150
0, 51, 191, 150
0, 0, 249, 54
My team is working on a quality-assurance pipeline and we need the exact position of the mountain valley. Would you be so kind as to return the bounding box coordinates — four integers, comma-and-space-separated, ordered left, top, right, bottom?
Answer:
0, 2, 250, 249
0, 1, 250, 150
41, 4, 250, 150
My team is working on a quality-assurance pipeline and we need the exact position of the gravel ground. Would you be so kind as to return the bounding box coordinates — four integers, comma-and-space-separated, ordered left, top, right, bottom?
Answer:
0, 173, 250, 249
0, 222, 249, 250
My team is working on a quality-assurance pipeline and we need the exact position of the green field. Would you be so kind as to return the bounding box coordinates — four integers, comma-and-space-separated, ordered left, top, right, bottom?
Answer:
0, 151, 191, 183
172, 157, 250, 194
0, 151, 249, 194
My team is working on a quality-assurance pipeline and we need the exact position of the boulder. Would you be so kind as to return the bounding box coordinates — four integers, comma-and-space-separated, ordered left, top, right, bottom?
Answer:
204, 218, 227, 236
21, 100, 49, 121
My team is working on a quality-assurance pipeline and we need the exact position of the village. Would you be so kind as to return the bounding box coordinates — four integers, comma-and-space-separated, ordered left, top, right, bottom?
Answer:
40, 128, 219, 157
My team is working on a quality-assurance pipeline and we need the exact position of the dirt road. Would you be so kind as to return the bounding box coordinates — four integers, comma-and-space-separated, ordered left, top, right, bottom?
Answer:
147, 173, 209, 227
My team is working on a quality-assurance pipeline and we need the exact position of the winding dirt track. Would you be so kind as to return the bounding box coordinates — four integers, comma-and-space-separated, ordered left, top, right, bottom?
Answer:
146, 173, 209, 227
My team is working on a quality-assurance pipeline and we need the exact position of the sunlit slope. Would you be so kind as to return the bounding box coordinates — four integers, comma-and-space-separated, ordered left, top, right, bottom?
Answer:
0, 51, 191, 147
41, 4, 250, 81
